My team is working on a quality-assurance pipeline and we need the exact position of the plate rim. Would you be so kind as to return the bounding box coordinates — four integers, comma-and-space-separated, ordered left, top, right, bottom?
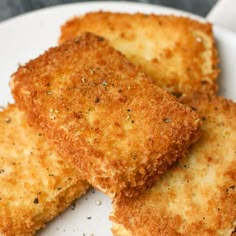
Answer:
1, 1, 236, 40
0, 1, 205, 25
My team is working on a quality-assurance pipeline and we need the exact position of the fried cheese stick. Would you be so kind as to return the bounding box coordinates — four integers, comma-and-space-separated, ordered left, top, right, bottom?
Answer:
11, 33, 201, 197
0, 105, 89, 236
111, 95, 236, 236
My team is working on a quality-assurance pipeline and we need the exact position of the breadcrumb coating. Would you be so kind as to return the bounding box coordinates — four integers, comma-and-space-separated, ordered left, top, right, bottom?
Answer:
0, 105, 89, 236
11, 33, 201, 197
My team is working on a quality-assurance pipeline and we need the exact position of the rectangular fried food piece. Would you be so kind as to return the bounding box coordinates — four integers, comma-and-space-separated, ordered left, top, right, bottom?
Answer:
59, 12, 219, 98
11, 32, 201, 197
111, 95, 236, 236
0, 105, 89, 236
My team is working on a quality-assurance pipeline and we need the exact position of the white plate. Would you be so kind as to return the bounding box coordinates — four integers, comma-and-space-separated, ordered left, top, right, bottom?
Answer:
0, 2, 236, 235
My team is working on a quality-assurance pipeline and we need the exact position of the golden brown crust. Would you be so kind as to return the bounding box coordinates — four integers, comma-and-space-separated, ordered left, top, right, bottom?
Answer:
59, 12, 219, 98
0, 105, 89, 236
111, 95, 236, 235
11, 32, 201, 197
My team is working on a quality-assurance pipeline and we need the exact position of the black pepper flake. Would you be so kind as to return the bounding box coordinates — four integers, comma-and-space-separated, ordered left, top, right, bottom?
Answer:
71, 202, 76, 210
0, 169, 4, 174
74, 38, 80, 43
57, 187, 62, 191
97, 36, 105, 41
96, 200, 102, 206
163, 118, 171, 123
131, 120, 135, 123
5, 118, 11, 123
33, 198, 39, 204
94, 97, 100, 103
171, 92, 182, 98
87, 216, 92, 220
202, 116, 206, 121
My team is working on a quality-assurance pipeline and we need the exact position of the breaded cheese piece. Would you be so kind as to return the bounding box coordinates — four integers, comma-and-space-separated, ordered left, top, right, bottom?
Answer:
59, 12, 219, 98
11, 33, 201, 197
111, 95, 236, 236
0, 105, 89, 236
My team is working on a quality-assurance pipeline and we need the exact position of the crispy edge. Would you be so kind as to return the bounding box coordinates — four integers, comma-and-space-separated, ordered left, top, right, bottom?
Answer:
110, 95, 236, 236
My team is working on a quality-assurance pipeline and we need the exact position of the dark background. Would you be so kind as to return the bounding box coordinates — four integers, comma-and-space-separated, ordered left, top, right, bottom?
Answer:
0, 0, 218, 22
